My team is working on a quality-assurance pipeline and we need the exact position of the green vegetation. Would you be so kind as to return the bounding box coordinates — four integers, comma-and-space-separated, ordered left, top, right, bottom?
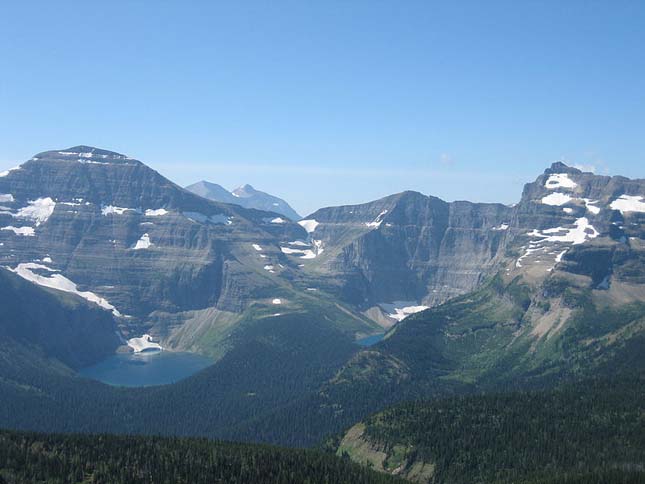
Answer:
0, 430, 404, 484
335, 375, 645, 483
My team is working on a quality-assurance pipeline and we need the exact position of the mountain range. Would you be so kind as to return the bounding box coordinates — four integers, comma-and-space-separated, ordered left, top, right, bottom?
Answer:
186, 180, 301, 221
0, 146, 643, 480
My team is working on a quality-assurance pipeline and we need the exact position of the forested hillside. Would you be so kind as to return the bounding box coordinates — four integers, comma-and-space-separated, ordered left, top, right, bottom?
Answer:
0, 430, 404, 484
332, 375, 645, 483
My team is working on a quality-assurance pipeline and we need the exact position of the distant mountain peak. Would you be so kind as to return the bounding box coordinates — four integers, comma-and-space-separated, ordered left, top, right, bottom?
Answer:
232, 184, 258, 198
187, 181, 300, 220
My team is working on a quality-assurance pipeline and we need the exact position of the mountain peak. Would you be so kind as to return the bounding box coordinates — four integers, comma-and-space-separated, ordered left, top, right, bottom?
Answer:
33, 146, 140, 165
545, 161, 582, 175
187, 181, 300, 220
232, 184, 256, 197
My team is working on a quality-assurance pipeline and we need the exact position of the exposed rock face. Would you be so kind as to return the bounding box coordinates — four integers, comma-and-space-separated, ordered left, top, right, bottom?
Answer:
286, 163, 644, 324
186, 180, 301, 221
313, 164, 645, 432
509, 163, 644, 280
0, 146, 371, 350
2, 149, 642, 357
293, 191, 512, 311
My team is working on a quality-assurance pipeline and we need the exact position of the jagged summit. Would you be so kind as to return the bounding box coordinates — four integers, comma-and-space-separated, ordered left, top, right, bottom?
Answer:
545, 161, 582, 175
187, 180, 301, 220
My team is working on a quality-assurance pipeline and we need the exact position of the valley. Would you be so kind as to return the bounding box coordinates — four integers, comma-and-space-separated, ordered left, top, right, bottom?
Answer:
3, 4, 643, 481
0, 146, 643, 480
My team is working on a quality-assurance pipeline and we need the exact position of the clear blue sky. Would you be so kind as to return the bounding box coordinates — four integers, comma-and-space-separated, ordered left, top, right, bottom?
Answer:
1, 1, 643, 216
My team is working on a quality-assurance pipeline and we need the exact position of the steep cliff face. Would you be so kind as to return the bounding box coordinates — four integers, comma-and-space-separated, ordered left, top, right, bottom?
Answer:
0, 146, 378, 354
285, 163, 644, 327
507, 162, 644, 279
290, 191, 511, 322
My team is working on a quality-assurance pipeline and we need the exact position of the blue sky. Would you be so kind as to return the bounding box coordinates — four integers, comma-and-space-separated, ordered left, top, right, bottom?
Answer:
1, 1, 644, 216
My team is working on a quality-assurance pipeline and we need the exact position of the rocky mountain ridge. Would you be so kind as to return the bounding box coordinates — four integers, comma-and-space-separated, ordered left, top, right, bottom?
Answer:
0, 146, 379, 356
284, 162, 644, 326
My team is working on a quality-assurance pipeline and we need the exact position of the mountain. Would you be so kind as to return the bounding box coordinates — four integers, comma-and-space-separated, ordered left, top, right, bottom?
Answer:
186, 180, 301, 221
0, 154, 643, 454
229, 162, 645, 444
291, 192, 511, 326
0, 145, 383, 448
332, 375, 645, 483
0, 146, 379, 360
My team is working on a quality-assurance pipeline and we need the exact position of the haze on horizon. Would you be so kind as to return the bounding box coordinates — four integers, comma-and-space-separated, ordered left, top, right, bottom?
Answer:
1, 1, 644, 215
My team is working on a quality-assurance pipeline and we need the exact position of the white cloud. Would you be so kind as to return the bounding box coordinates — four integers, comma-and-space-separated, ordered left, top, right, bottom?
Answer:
573, 164, 596, 173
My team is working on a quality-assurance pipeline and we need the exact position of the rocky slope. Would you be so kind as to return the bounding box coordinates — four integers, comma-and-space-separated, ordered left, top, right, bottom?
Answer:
285, 163, 644, 328
186, 180, 301, 221
0, 146, 378, 356
0, 267, 120, 369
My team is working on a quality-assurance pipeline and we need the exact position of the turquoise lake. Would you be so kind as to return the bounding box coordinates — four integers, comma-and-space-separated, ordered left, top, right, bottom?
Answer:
79, 351, 214, 387
356, 333, 385, 347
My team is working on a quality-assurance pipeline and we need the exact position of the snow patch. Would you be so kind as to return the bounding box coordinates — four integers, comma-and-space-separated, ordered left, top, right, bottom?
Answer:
102, 205, 138, 216
263, 217, 286, 224
541, 192, 572, 206
280, 246, 316, 258
145, 208, 168, 217
263, 265, 275, 273
0, 166, 21, 177
127, 334, 162, 353
582, 199, 600, 215
15, 198, 56, 225
252, 244, 263, 251
610, 195, 645, 214
312, 239, 324, 256
10, 263, 121, 316
378, 301, 429, 322
366, 210, 388, 228
545, 173, 577, 190
517, 218, 599, 269
1, 226, 35, 236
492, 223, 509, 231
132, 233, 152, 250
0, 194, 14, 202
287, 240, 309, 247
272, 298, 282, 305
298, 219, 319, 233
527, 217, 598, 245
280, 238, 324, 259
